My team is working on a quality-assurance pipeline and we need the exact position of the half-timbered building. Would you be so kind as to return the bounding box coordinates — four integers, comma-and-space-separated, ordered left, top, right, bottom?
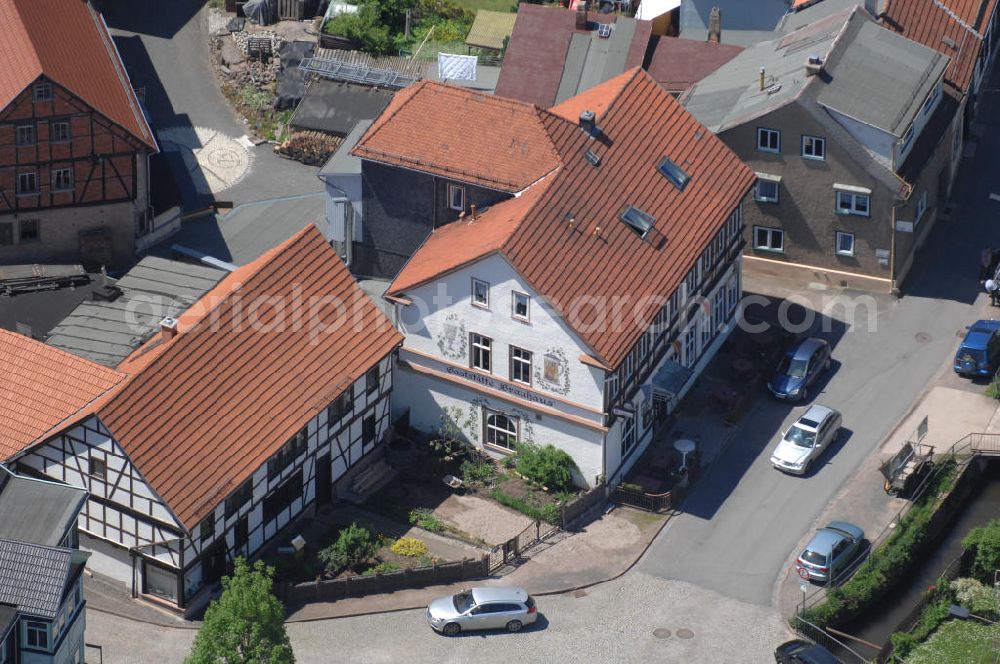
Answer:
381, 69, 755, 485
4, 226, 403, 611
0, 0, 157, 268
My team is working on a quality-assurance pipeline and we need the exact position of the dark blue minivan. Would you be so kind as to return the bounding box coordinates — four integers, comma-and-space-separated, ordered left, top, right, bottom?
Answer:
954, 320, 1000, 377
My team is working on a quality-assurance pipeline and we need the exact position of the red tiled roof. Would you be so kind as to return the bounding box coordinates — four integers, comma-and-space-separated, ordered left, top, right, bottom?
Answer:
647, 37, 744, 93
883, 0, 998, 94
495, 4, 652, 108
0, 0, 156, 150
99, 226, 402, 530
0, 329, 125, 460
389, 69, 755, 368
351, 81, 562, 192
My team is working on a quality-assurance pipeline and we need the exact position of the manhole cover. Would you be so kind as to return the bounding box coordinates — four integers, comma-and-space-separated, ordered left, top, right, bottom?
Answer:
676, 628, 694, 639
653, 628, 671, 639
572, 590, 588, 598
915, 332, 932, 343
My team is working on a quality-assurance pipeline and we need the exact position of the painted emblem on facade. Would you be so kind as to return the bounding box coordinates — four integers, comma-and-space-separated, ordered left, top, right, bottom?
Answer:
534, 347, 571, 395
436, 313, 468, 360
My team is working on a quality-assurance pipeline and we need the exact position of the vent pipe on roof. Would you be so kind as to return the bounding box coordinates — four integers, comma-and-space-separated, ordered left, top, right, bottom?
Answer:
759, 66, 766, 92
579, 109, 597, 135
576, 0, 588, 30
806, 54, 823, 77
470, 204, 478, 220
160, 317, 178, 343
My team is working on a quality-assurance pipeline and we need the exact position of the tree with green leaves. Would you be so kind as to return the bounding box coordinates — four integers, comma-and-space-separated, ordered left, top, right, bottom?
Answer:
186, 558, 294, 664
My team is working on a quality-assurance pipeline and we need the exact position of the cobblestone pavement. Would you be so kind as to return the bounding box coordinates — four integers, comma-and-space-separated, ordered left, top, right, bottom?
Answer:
87, 572, 790, 664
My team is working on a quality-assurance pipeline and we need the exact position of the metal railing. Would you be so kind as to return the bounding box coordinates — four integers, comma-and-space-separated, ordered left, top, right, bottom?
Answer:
487, 519, 559, 573
299, 56, 420, 89
794, 618, 870, 664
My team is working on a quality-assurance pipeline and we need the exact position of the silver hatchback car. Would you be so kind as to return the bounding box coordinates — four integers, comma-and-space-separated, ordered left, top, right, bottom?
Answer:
795, 521, 865, 584
426, 587, 537, 636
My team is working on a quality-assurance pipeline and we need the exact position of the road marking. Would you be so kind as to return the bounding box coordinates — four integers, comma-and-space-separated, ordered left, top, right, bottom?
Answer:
990, 193, 1000, 201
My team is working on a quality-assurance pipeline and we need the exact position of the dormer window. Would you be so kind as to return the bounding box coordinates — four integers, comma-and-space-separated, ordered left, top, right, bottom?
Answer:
657, 157, 690, 191
620, 205, 655, 239
33, 82, 52, 102
448, 184, 465, 211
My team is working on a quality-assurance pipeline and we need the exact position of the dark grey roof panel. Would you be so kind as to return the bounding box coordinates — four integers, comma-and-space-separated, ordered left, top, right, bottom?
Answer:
555, 33, 592, 104
290, 80, 394, 135
0, 539, 72, 618
0, 468, 86, 547
319, 120, 372, 178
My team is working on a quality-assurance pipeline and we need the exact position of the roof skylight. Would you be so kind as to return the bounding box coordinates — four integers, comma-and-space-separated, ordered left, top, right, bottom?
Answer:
657, 157, 690, 191
619, 206, 655, 239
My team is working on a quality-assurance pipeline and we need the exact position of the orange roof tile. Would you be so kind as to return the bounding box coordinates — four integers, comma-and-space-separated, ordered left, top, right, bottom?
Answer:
389, 69, 755, 368
0, 329, 125, 460
351, 81, 563, 192
883, 0, 998, 95
99, 226, 402, 530
0, 0, 156, 150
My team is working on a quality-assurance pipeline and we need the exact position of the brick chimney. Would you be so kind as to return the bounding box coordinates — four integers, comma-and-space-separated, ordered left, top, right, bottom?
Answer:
576, 0, 588, 30
708, 6, 721, 43
160, 317, 178, 343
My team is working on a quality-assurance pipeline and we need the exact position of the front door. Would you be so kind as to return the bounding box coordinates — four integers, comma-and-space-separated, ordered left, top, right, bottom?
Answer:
316, 453, 332, 505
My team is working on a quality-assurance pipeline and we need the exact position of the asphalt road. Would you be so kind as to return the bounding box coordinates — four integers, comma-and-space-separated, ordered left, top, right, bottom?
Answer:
101, 0, 322, 210
638, 65, 1000, 606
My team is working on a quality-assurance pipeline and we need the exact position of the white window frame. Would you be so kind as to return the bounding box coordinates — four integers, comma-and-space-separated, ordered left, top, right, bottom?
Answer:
484, 409, 518, 451
511, 291, 530, 321
756, 127, 780, 153
52, 167, 73, 191
835, 191, 870, 217
835, 231, 855, 257
915, 190, 928, 225
753, 225, 784, 252
621, 415, 636, 458
16, 124, 36, 146
801, 135, 825, 160
447, 184, 465, 211
755, 180, 779, 203
470, 333, 492, 372
33, 82, 52, 102
471, 278, 489, 309
510, 346, 532, 385
51, 121, 70, 143
16, 172, 38, 195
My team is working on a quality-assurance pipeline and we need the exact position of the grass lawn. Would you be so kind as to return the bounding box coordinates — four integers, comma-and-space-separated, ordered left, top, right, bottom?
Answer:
905, 619, 1000, 664
451, 0, 520, 13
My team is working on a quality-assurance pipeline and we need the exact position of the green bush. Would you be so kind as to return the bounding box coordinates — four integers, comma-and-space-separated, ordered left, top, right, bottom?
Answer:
408, 507, 444, 532
795, 461, 957, 630
962, 517, 1000, 582
318, 522, 378, 575
363, 561, 402, 576
516, 443, 578, 493
489, 487, 560, 524
461, 459, 495, 484
951, 577, 1000, 617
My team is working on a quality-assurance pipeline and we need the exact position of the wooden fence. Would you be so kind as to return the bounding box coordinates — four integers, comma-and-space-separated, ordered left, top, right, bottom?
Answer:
279, 557, 488, 605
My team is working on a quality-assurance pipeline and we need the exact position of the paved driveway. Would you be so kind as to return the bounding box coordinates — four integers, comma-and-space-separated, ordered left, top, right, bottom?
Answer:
102, 0, 322, 210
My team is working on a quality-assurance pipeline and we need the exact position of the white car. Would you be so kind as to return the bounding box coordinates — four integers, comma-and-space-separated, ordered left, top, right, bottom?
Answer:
770, 404, 842, 475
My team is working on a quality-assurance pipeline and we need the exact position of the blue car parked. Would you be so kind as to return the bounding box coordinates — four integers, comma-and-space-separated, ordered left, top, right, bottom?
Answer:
954, 320, 1000, 377
768, 338, 831, 402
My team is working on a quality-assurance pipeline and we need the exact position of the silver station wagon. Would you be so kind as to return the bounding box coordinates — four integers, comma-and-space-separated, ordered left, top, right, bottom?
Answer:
426, 587, 537, 636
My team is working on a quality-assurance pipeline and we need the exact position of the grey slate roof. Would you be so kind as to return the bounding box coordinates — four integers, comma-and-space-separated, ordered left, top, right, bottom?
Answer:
0, 538, 72, 619
46, 256, 225, 367
319, 119, 371, 179
778, 0, 865, 34
682, 8, 852, 132
684, 5, 949, 184
816, 15, 948, 136
289, 80, 393, 136
679, 0, 790, 46
555, 17, 638, 104
0, 467, 87, 547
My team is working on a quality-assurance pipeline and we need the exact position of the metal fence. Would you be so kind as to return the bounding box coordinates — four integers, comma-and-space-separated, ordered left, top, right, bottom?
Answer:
560, 483, 608, 528
487, 518, 559, 573
794, 618, 870, 664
